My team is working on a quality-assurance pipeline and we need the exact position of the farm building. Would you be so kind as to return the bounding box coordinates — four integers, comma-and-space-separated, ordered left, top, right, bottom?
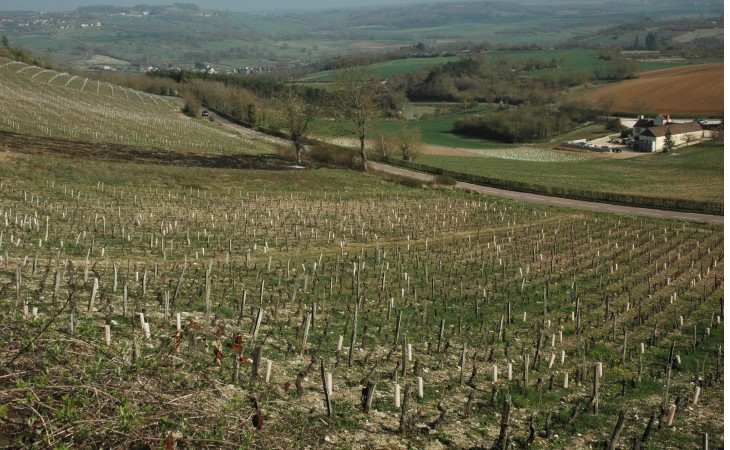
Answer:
632, 114, 705, 152
632, 114, 671, 141
635, 121, 704, 152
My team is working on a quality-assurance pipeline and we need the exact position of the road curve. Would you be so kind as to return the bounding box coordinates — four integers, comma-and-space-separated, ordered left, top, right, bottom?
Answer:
369, 161, 723, 225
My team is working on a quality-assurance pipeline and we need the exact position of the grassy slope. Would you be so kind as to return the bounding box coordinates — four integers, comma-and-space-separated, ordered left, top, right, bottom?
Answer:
415, 142, 724, 203
0, 57, 275, 156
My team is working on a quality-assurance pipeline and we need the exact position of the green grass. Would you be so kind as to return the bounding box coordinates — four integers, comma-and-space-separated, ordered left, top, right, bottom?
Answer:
311, 104, 511, 149
298, 49, 721, 84
415, 142, 723, 203
382, 106, 512, 149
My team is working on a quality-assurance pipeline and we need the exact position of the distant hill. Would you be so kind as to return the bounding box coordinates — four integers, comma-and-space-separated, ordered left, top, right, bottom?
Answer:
581, 64, 723, 116
1, 0, 723, 70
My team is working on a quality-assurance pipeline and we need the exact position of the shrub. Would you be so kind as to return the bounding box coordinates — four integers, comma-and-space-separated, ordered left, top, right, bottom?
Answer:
308, 142, 359, 169
396, 176, 423, 188
432, 175, 456, 186
275, 144, 297, 162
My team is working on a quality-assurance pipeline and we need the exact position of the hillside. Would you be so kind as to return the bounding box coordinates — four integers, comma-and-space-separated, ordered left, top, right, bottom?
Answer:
0, 46, 724, 450
580, 64, 723, 116
0, 57, 276, 156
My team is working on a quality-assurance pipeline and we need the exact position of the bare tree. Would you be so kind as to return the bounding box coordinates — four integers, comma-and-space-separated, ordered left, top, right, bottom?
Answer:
274, 86, 317, 165
332, 65, 383, 171
596, 94, 617, 121
182, 90, 201, 118
631, 99, 652, 118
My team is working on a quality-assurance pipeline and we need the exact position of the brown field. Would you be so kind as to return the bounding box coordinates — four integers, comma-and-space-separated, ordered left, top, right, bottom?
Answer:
582, 63, 723, 115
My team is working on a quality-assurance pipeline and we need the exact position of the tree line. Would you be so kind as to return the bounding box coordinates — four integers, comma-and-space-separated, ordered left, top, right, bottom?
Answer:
452, 102, 599, 144
389, 55, 590, 105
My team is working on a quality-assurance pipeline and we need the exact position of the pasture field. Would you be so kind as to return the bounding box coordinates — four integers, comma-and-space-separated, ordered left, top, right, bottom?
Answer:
414, 142, 724, 204
312, 104, 509, 150
0, 149, 723, 448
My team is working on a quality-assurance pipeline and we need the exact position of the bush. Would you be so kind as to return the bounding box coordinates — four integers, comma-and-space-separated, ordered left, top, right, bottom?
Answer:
432, 175, 456, 186
395, 176, 423, 188
308, 142, 359, 169
275, 144, 297, 162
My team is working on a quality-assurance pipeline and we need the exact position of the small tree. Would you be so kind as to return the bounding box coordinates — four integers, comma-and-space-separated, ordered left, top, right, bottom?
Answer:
395, 123, 422, 161
682, 133, 694, 147
1, 35, 9, 49
182, 90, 200, 118
274, 86, 317, 165
663, 129, 674, 153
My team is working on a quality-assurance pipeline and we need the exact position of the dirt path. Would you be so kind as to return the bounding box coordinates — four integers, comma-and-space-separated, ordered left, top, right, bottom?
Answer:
369, 161, 723, 225
209, 112, 291, 146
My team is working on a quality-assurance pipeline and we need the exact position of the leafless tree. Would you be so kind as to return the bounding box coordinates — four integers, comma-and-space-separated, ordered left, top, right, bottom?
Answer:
596, 94, 617, 121
274, 86, 317, 164
332, 65, 383, 171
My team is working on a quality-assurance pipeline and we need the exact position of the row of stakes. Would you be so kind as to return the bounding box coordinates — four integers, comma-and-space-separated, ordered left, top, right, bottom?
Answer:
17, 304, 711, 419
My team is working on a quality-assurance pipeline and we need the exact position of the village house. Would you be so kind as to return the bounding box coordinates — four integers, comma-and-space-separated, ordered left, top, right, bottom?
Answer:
632, 114, 705, 152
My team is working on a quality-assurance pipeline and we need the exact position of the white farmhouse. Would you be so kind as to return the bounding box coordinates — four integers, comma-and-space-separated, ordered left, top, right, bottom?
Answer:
636, 121, 704, 152
632, 114, 705, 152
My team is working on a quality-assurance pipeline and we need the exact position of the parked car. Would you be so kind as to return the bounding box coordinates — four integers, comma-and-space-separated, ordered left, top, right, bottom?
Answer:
202, 110, 209, 117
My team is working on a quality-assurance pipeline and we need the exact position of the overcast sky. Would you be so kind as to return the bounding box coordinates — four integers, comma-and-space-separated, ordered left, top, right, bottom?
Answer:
0, 0, 461, 13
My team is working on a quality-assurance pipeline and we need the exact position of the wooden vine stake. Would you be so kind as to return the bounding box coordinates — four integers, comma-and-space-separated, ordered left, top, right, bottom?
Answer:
321, 359, 332, 417
265, 360, 273, 384
666, 404, 677, 426
399, 383, 411, 435
348, 303, 358, 367
362, 380, 376, 414
300, 313, 311, 356
606, 409, 626, 450
592, 363, 600, 414
494, 393, 511, 450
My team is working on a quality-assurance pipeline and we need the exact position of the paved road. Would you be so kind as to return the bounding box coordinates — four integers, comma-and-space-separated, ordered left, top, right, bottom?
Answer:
369, 162, 723, 225
204, 111, 722, 225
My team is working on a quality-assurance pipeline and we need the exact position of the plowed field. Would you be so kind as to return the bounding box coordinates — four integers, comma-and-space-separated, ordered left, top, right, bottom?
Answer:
582, 63, 723, 115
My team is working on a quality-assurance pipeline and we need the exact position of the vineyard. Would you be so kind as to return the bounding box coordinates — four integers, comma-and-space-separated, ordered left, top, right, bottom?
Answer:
0, 58, 273, 156
0, 152, 723, 448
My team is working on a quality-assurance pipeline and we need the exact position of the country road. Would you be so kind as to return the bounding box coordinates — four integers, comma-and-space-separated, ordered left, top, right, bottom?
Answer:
210, 112, 723, 225
369, 162, 723, 225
